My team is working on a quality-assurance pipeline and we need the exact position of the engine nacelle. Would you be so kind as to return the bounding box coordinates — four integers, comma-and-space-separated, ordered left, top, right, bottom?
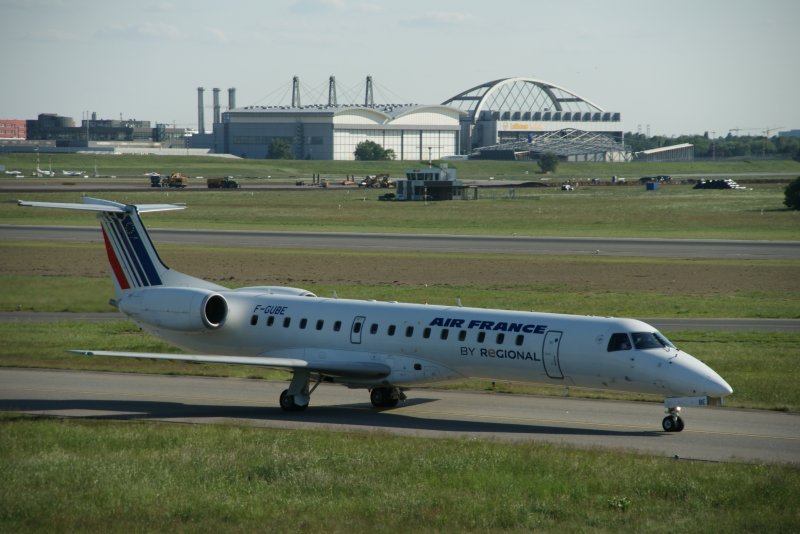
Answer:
118, 287, 227, 331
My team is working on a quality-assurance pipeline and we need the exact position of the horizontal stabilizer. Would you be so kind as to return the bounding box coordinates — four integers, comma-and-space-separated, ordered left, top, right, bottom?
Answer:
69, 350, 391, 379
18, 200, 126, 213
18, 197, 185, 213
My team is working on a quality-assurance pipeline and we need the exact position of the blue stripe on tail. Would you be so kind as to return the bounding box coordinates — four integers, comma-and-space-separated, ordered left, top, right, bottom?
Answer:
121, 214, 162, 286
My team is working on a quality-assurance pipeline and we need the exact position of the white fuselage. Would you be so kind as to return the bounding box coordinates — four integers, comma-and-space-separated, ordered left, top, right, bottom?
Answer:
130, 290, 730, 399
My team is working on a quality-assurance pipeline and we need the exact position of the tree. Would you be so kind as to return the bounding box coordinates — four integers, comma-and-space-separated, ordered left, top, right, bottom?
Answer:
783, 177, 800, 210
537, 152, 559, 173
354, 140, 395, 161
267, 138, 293, 159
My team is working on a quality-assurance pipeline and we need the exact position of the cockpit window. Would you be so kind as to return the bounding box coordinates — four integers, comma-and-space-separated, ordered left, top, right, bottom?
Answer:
632, 332, 675, 350
607, 333, 632, 352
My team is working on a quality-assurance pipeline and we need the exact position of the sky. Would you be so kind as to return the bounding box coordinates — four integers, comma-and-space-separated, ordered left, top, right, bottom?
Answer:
1, 0, 798, 137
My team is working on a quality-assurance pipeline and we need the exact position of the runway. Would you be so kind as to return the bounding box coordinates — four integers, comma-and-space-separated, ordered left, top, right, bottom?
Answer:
2, 224, 799, 259
1, 368, 797, 464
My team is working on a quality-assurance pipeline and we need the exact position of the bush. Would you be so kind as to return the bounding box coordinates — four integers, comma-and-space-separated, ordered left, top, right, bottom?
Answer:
784, 177, 800, 210
354, 140, 395, 161
537, 152, 559, 173
266, 139, 293, 159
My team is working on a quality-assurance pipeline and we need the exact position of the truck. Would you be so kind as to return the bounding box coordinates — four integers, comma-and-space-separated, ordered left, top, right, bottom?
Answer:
207, 176, 239, 189
150, 172, 189, 188
163, 173, 189, 188
359, 174, 394, 188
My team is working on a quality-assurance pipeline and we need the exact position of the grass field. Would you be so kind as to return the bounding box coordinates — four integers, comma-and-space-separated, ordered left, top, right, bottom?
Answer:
3, 183, 799, 240
2, 152, 800, 181
2, 414, 798, 533
3, 241, 798, 318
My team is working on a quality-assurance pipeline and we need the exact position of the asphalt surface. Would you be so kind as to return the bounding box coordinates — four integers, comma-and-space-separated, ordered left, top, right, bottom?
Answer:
2, 368, 797, 464
3, 224, 799, 259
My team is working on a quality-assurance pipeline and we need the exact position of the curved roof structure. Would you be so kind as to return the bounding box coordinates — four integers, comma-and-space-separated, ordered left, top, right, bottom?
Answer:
442, 77, 604, 123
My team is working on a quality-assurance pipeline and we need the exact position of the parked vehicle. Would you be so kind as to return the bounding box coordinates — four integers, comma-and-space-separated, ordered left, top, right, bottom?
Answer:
207, 176, 239, 189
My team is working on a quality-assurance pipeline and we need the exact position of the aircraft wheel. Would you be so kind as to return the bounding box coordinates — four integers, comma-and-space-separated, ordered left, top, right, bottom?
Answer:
370, 387, 401, 408
662, 415, 676, 432
674, 416, 685, 432
280, 389, 308, 411
370, 387, 388, 407
280, 389, 294, 411
370, 387, 399, 408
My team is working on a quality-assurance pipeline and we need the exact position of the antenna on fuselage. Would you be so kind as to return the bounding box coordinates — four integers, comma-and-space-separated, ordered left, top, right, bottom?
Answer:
456, 298, 463, 307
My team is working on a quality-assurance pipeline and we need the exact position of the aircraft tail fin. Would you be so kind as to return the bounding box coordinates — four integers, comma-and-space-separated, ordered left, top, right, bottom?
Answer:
18, 197, 223, 296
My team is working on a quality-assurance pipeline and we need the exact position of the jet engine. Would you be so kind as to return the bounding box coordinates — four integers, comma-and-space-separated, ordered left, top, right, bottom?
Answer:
117, 287, 228, 331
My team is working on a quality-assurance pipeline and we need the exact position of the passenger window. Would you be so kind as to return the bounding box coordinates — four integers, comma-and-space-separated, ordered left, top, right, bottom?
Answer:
496, 333, 505, 344
423, 327, 431, 339
299, 318, 307, 329
283, 317, 291, 328
334, 321, 342, 332
266, 316, 275, 327
370, 323, 379, 335
250, 315, 258, 326
477, 331, 486, 343
316, 320, 324, 330
458, 330, 466, 341
388, 325, 396, 336
608, 333, 632, 352
440, 329, 449, 340
353, 322, 362, 334
515, 334, 524, 346
405, 326, 414, 337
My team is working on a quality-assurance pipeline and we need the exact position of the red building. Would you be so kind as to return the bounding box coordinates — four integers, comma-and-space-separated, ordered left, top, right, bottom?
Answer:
0, 119, 26, 139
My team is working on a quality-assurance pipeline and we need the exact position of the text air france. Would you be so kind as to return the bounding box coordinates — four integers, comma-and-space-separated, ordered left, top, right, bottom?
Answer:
429, 317, 547, 334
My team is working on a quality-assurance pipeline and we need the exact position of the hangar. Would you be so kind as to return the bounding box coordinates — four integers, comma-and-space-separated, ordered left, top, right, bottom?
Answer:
216, 104, 461, 161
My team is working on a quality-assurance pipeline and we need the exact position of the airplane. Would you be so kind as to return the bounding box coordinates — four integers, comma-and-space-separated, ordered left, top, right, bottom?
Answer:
35, 168, 55, 177
4, 170, 23, 176
17, 197, 733, 432
62, 170, 86, 177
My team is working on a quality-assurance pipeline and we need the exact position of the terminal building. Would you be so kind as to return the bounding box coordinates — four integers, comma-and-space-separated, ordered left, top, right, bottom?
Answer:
442, 77, 626, 161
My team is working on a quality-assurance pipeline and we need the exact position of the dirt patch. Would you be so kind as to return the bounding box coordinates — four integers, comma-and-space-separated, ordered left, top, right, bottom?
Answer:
2, 242, 797, 296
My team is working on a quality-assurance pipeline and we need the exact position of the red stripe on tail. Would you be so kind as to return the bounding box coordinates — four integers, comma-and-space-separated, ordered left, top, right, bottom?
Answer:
102, 227, 130, 290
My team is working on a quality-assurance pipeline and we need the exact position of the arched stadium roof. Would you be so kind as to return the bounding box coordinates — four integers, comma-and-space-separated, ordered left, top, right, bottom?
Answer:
442, 77, 604, 123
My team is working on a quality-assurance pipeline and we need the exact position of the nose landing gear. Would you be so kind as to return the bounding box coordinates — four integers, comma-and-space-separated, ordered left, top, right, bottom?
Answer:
662, 413, 685, 432
662, 405, 684, 432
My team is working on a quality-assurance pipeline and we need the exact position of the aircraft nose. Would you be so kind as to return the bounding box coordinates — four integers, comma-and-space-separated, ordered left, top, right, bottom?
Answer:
706, 373, 733, 397
659, 350, 733, 398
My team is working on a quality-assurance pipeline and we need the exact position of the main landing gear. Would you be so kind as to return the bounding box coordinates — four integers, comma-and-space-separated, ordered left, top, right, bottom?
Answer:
279, 369, 317, 412
370, 386, 405, 408
662, 406, 685, 432
278, 370, 406, 412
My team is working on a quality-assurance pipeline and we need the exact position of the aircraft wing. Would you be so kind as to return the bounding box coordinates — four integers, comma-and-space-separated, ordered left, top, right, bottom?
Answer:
68, 350, 391, 379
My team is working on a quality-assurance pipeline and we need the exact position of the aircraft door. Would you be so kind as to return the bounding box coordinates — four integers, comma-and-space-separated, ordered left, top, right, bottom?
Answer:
350, 316, 366, 344
542, 330, 564, 379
